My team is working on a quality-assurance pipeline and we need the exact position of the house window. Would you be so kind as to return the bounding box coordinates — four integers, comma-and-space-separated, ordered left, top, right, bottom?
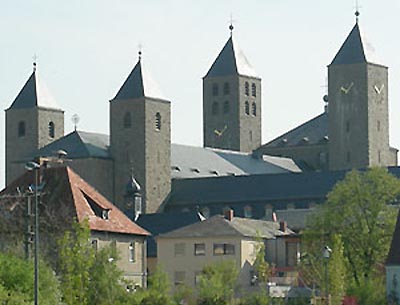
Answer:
251, 102, 257, 116
102, 209, 110, 220
212, 84, 219, 96
48, 121, 55, 138
223, 82, 230, 95
212, 102, 219, 115
223, 101, 230, 114
194, 243, 205, 256
124, 112, 132, 128
155, 112, 161, 131
194, 271, 202, 286
174, 271, 186, 286
244, 205, 252, 218
18, 121, 26, 137
213, 243, 235, 255
129, 241, 136, 262
245, 101, 250, 115
245, 82, 249, 96
251, 83, 256, 97
174, 243, 185, 257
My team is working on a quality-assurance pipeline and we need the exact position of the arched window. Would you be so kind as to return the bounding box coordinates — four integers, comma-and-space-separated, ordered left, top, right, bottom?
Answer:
245, 82, 249, 96
223, 101, 230, 114
123, 112, 132, 128
48, 121, 55, 138
212, 84, 219, 96
245, 101, 250, 115
212, 102, 219, 115
18, 121, 26, 137
251, 83, 256, 97
244, 205, 252, 218
251, 102, 257, 116
223, 82, 230, 95
155, 112, 161, 131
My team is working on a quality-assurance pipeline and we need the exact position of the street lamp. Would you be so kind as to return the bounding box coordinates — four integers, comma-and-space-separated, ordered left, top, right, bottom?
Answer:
323, 245, 332, 305
25, 161, 41, 305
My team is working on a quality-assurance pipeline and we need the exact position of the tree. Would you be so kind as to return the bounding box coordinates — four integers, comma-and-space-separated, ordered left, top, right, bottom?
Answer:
302, 167, 400, 303
138, 266, 174, 305
197, 260, 239, 305
253, 238, 270, 284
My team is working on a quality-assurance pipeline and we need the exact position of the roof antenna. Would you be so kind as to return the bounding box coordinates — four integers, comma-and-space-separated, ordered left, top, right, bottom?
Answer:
32, 54, 37, 72
229, 14, 235, 36
355, 0, 361, 23
71, 114, 80, 131
138, 43, 142, 61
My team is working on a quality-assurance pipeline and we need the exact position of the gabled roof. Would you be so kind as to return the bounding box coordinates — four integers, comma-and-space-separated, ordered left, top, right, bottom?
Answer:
330, 22, 381, 66
0, 166, 149, 236
205, 36, 258, 78
259, 112, 328, 149
386, 208, 400, 265
158, 215, 291, 239
112, 58, 168, 101
7, 70, 62, 111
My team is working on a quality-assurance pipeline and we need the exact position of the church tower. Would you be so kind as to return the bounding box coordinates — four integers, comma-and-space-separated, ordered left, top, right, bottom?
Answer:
110, 52, 171, 214
5, 63, 64, 184
328, 15, 393, 171
203, 26, 261, 152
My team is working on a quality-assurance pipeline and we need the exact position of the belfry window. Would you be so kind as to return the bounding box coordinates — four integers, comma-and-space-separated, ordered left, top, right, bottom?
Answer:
212, 102, 219, 115
251, 102, 257, 116
251, 83, 256, 97
124, 112, 132, 128
223, 82, 230, 95
18, 121, 26, 137
155, 112, 161, 131
212, 84, 219, 96
223, 101, 230, 114
245, 82, 249, 96
48, 121, 55, 138
245, 101, 250, 115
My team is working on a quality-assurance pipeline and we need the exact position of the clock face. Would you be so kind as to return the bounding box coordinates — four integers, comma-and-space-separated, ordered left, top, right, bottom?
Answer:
340, 82, 354, 95
214, 125, 227, 138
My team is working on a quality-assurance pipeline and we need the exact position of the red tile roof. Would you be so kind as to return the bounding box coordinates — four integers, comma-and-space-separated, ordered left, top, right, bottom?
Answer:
0, 166, 149, 236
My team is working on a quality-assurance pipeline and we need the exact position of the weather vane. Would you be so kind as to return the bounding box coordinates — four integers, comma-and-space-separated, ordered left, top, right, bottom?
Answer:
354, 0, 361, 22
138, 43, 143, 60
32, 54, 38, 72
71, 114, 80, 131
228, 14, 236, 36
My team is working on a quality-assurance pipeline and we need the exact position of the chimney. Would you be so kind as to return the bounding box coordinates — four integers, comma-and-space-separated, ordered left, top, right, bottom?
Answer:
224, 209, 234, 221
279, 220, 287, 232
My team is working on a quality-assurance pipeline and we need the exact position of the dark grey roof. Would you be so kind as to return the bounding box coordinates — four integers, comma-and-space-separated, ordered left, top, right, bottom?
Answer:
330, 22, 381, 66
7, 70, 62, 111
36, 130, 110, 159
259, 112, 328, 149
112, 58, 168, 101
205, 36, 258, 78
136, 211, 203, 257
158, 215, 291, 239
275, 209, 315, 231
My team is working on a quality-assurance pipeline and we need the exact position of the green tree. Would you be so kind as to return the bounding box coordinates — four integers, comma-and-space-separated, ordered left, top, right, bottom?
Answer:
327, 234, 346, 305
253, 238, 270, 284
139, 266, 174, 305
302, 167, 400, 303
197, 260, 239, 305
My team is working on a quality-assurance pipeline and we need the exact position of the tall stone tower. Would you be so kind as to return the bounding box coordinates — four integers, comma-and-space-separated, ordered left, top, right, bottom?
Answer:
5, 64, 64, 184
203, 28, 261, 152
328, 18, 393, 171
110, 53, 171, 214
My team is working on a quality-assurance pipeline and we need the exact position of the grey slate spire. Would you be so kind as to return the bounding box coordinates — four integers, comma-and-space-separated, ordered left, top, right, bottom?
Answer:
330, 22, 381, 66
113, 56, 167, 101
8, 70, 61, 110
205, 36, 258, 78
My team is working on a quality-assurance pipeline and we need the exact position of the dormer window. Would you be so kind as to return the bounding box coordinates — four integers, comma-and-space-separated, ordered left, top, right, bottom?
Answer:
124, 112, 132, 128
18, 121, 26, 137
102, 209, 110, 220
155, 112, 161, 131
48, 121, 55, 138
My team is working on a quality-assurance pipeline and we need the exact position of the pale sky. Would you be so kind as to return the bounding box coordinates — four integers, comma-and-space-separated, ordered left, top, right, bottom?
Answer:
2, 0, 400, 189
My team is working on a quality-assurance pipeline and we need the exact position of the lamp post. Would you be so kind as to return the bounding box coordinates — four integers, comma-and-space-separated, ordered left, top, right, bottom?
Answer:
323, 245, 332, 305
25, 161, 41, 305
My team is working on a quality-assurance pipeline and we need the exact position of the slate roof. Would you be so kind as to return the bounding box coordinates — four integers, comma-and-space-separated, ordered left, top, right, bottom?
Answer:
275, 209, 316, 231
158, 215, 292, 239
136, 211, 204, 257
0, 166, 149, 236
112, 58, 168, 101
205, 36, 258, 78
386, 207, 400, 265
330, 22, 381, 66
7, 70, 62, 111
259, 112, 328, 149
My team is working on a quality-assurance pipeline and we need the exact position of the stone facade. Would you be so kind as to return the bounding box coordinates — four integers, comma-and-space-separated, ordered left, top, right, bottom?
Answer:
5, 107, 64, 184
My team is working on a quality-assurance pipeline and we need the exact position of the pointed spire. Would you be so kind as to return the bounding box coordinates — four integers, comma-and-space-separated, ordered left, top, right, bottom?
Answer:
7, 65, 62, 110
112, 54, 168, 101
205, 35, 258, 78
330, 21, 382, 66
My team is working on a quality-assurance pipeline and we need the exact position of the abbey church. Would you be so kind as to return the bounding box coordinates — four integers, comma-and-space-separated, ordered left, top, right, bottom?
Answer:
4, 16, 398, 222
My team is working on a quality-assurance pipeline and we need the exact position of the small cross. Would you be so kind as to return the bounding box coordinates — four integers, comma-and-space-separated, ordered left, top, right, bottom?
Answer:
71, 114, 80, 131
32, 54, 38, 71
